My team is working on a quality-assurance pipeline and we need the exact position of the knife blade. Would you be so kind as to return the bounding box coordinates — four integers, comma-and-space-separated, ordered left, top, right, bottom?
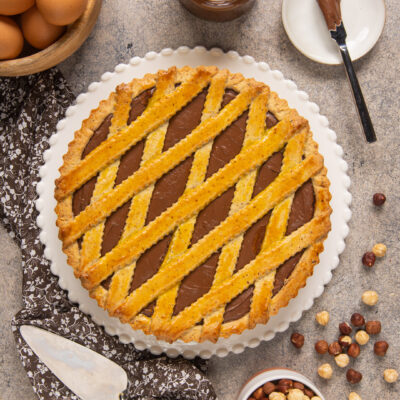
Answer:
20, 325, 128, 400
317, 0, 377, 143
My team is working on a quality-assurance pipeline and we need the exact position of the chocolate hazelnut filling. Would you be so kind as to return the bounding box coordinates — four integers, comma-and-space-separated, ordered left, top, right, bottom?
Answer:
72, 85, 315, 323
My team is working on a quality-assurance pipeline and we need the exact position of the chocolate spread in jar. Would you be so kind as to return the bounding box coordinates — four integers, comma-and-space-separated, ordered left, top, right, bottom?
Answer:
179, 0, 256, 22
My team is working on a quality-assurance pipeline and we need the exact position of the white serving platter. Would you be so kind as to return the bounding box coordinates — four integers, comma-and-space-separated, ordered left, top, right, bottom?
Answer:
36, 47, 351, 359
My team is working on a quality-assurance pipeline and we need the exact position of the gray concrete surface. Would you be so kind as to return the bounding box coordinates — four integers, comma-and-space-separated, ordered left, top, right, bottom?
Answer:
1, 1, 399, 399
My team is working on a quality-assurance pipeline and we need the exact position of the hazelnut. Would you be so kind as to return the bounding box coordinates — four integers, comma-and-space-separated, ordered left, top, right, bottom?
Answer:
362, 290, 379, 306
339, 322, 352, 335
373, 192, 386, 206
362, 251, 376, 267
372, 243, 387, 257
348, 343, 361, 358
317, 363, 333, 379
262, 381, 276, 395
315, 340, 328, 354
335, 353, 350, 368
315, 311, 329, 326
269, 392, 286, 400
348, 392, 362, 400
288, 389, 305, 400
346, 369, 362, 384
328, 341, 342, 356
293, 382, 304, 391
339, 335, 352, 349
277, 379, 293, 393
355, 330, 369, 345
374, 341, 389, 356
350, 313, 365, 327
383, 369, 398, 383
304, 388, 314, 398
366, 320, 381, 334
252, 387, 264, 400
291, 332, 305, 349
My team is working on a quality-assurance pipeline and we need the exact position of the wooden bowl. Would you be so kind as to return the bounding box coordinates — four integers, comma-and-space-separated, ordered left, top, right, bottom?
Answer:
0, 0, 102, 77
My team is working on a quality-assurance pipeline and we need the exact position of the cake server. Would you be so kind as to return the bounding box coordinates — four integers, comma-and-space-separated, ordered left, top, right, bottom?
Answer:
317, 0, 377, 143
20, 325, 128, 400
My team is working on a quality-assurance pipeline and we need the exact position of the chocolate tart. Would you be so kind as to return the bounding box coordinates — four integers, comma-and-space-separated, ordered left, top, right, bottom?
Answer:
55, 66, 332, 343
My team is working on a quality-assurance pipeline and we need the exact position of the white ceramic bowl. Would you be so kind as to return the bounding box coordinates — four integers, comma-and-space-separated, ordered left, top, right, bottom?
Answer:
237, 368, 325, 400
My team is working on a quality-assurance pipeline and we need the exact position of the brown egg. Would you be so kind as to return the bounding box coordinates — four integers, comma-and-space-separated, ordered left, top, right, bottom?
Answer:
36, 0, 88, 26
0, 0, 35, 16
21, 6, 65, 50
0, 16, 24, 60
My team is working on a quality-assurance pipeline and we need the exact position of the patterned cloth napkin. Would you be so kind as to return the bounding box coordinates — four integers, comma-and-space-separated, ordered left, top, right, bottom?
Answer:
0, 68, 216, 400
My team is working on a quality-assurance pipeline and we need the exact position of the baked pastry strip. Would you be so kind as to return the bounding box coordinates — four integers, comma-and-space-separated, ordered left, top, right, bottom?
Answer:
148, 70, 229, 335
82, 120, 295, 289
247, 128, 307, 328
102, 69, 177, 311
200, 89, 270, 341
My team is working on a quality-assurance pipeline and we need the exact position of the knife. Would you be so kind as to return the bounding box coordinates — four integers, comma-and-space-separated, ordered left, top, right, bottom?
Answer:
20, 325, 128, 400
317, 0, 377, 143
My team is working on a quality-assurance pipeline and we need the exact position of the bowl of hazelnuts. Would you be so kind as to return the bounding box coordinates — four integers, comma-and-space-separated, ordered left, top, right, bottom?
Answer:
237, 368, 325, 400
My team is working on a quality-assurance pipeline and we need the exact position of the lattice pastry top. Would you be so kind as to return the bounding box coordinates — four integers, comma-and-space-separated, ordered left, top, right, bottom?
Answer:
55, 66, 332, 343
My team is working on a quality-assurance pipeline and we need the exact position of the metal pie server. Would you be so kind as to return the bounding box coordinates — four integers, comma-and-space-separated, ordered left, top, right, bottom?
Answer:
20, 325, 128, 400
317, 0, 377, 143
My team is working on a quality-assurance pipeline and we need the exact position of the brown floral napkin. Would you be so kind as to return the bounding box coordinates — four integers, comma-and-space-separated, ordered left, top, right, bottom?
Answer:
0, 68, 216, 400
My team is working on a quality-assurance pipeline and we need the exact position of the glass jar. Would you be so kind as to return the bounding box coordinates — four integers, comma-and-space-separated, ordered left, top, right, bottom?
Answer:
179, 0, 256, 22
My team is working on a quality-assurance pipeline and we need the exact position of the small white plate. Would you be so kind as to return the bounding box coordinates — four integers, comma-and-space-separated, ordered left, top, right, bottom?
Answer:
282, 0, 386, 65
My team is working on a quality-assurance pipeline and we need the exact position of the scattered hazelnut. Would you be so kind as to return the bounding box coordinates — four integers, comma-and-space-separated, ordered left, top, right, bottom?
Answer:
348, 343, 361, 358
348, 392, 362, 400
304, 388, 314, 398
346, 369, 362, 384
277, 379, 293, 394
350, 313, 365, 327
317, 363, 333, 379
288, 388, 305, 400
291, 332, 305, 349
339, 335, 352, 349
374, 341, 389, 356
328, 341, 342, 356
365, 320, 381, 334
252, 387, 264, 400
335, 353, 350, 368
373, 192, 386, 206
362, 251, 376, 267
339, 322, 352, 335
262, 381, 276, 395
362, 290, 379, 306
315, 311, 329, 326
355, 330, 369, 345
372, 243, 387, 257
315, 340, 329, 354
269, 392, 286, 400
383, 369, 398, 383
293, 382, 304, 391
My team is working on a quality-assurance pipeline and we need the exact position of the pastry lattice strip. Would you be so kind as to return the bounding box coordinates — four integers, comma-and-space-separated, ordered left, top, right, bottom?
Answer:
56, 66, 331, 342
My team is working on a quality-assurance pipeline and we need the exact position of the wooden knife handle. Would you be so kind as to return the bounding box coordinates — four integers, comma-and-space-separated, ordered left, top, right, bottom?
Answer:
317, 0, 342, 30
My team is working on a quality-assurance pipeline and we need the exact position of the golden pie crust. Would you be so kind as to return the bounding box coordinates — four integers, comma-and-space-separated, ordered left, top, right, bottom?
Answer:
55, 66, 332, 343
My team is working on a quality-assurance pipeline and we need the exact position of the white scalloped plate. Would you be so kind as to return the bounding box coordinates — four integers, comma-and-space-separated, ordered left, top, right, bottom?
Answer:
36, 47, 351, 359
